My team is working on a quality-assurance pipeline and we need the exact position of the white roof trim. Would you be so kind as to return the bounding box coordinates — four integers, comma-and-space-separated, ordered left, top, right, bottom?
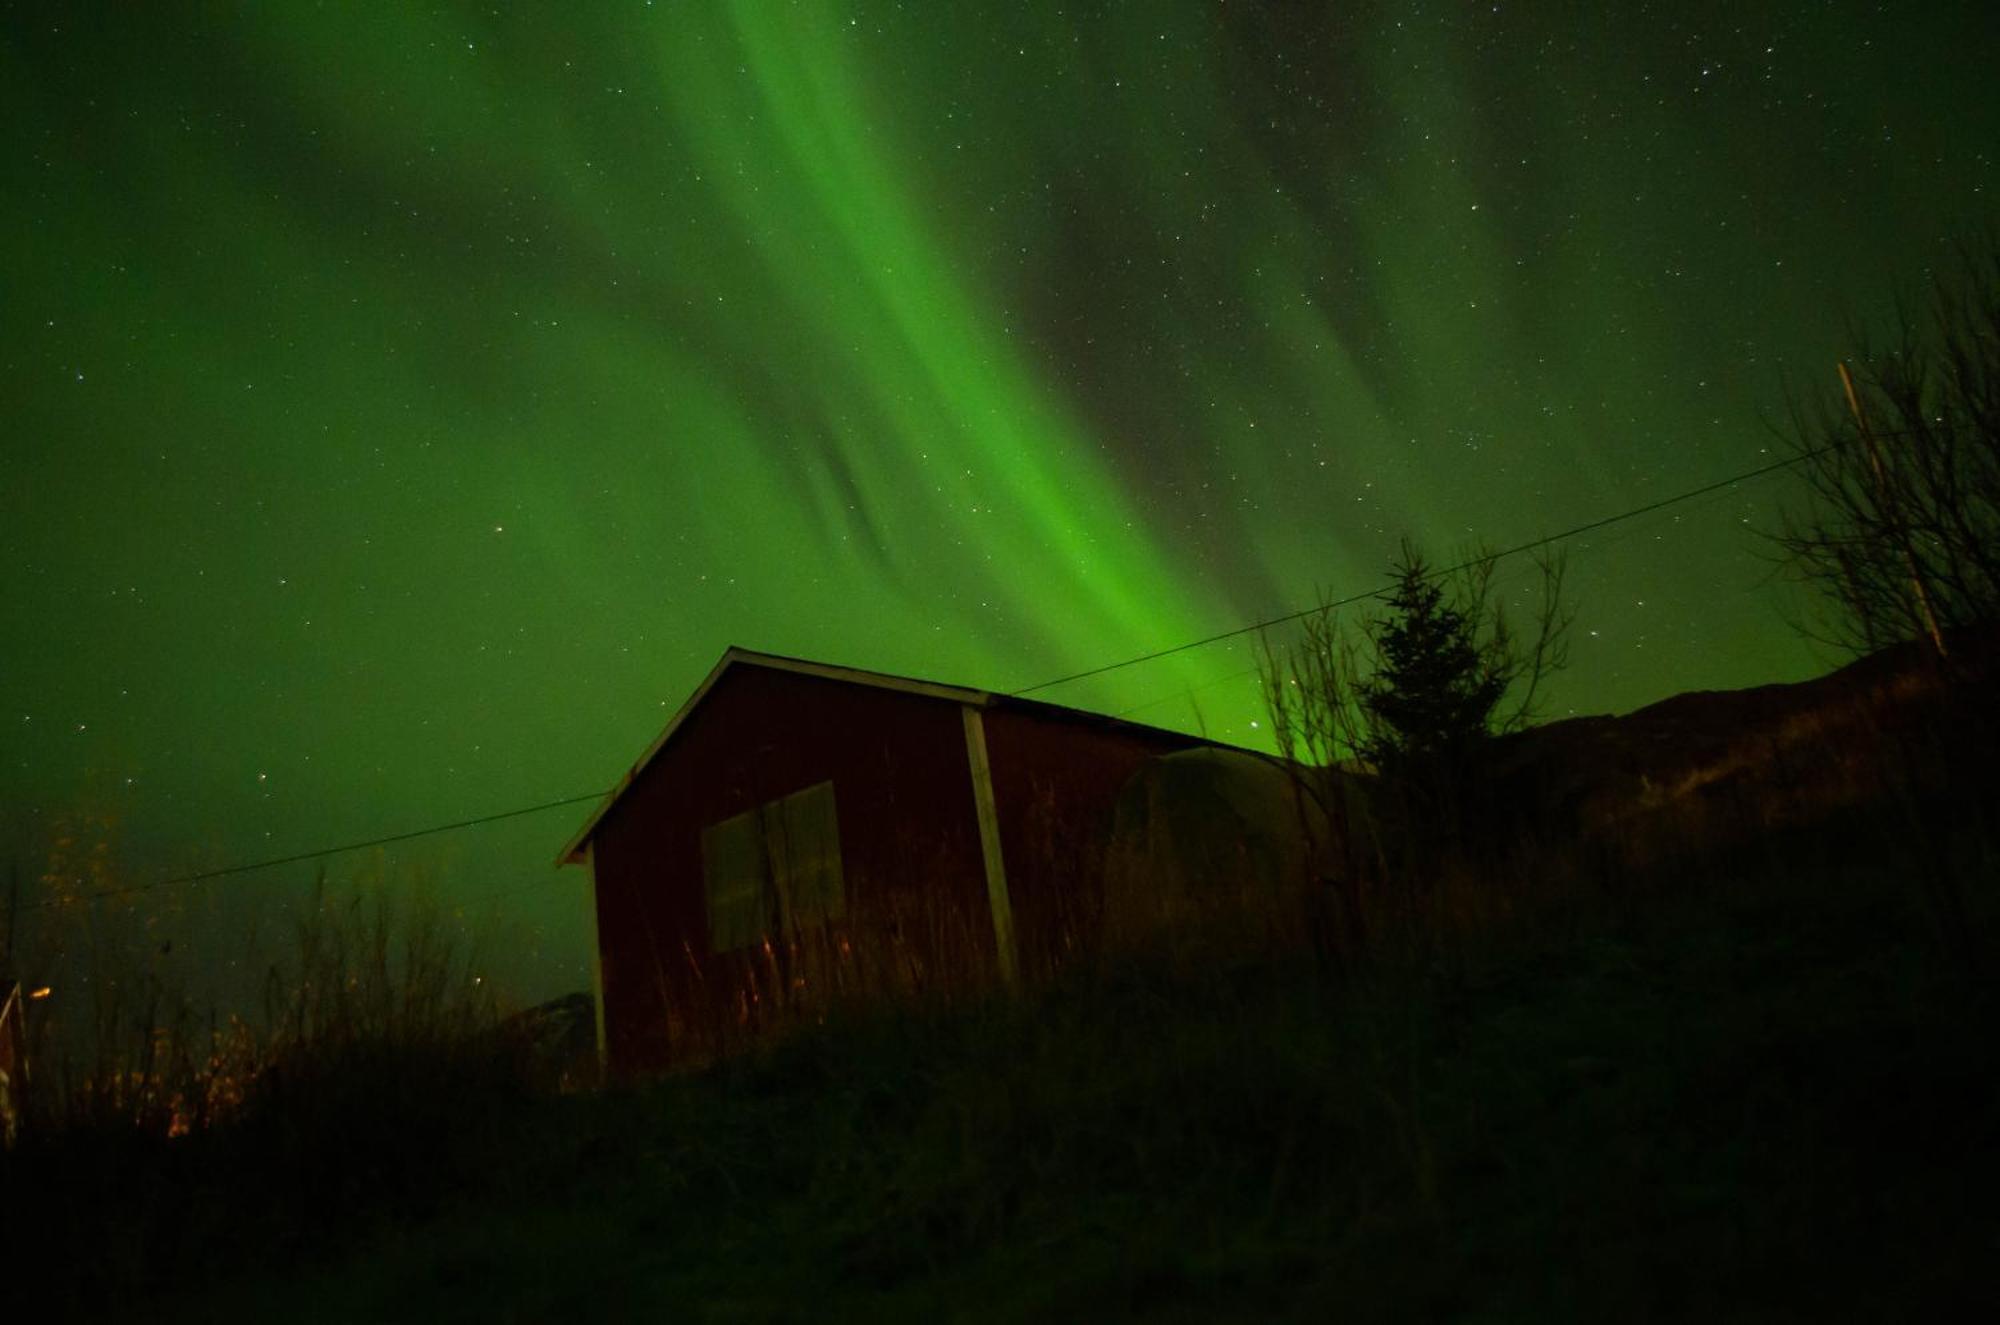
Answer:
555, 648, 997, 864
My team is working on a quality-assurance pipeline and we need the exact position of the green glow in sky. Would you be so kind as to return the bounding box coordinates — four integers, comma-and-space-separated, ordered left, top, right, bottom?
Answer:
4, 3, 1996, 999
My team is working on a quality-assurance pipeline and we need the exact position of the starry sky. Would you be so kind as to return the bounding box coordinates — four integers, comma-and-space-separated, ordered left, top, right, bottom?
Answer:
5, 2, 1997, 1003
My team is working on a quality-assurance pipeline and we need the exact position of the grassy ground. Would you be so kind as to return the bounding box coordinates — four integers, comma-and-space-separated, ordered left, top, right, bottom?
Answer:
10, 652, 1998, 1322
99, 840, 1991, 1323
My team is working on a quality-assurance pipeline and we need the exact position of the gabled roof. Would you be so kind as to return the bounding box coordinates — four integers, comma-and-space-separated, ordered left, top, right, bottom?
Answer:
556, 646, 1231, 865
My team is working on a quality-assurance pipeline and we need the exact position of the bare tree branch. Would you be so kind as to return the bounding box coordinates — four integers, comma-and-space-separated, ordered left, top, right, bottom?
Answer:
1770, 233, 2000, 654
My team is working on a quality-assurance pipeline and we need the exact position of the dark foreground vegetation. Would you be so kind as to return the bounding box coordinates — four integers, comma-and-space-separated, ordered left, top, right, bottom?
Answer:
4, 634, 1998, 1322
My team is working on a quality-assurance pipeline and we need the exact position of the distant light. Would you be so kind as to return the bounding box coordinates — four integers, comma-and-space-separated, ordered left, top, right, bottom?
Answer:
29, 986, 52, 1000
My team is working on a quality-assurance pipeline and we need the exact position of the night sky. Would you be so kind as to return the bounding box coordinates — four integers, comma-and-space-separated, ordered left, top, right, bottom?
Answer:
6, 3, 1997, 1003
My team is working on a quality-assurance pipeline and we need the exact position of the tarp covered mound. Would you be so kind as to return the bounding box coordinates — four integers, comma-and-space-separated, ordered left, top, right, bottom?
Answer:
1102, 748, 1335, 944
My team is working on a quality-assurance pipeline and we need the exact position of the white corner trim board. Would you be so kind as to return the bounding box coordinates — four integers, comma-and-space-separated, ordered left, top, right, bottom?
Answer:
960, 705, 1019, 985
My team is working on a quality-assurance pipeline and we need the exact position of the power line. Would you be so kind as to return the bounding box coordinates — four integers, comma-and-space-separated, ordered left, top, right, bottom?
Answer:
1009, 442, 1829, 697
29, 791, 607, 909
1107, 461, 1772, 721
30, 438, 1842, 907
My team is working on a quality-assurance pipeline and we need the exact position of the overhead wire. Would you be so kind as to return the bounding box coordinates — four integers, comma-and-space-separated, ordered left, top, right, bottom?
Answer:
27, 437, 1846, 907
1104, 454, 1782, 721
1008, 442, 1829, 697
27, 791, 608, 909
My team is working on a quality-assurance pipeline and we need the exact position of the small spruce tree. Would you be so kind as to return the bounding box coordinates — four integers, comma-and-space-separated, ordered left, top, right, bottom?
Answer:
1358, 542, 1510, 772
1259, 536, 1572, 927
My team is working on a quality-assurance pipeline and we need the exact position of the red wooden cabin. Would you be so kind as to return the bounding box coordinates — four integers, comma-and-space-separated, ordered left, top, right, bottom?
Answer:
558, 648, 1220, 1075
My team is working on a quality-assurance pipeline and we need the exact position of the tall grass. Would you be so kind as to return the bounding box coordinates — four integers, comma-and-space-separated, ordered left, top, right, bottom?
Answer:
6, 638, 1996, 1319
648, 858, 1014, 1071
1, 873, 542, 1318
179, 829, 2000, 1321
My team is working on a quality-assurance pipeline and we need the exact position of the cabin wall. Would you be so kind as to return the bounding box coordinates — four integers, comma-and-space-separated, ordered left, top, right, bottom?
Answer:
978, 710, 1201, 978
590, 670, 990, 1074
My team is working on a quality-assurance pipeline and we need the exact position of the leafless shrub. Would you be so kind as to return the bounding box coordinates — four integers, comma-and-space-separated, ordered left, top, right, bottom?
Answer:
11, 858, 511, 1145
1773, 234, 2000, 655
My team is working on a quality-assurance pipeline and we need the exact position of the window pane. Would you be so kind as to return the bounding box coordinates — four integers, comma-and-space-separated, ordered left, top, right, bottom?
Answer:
776, 782, 845, 928
702, 808, 771, 952
701, 782, 844, 952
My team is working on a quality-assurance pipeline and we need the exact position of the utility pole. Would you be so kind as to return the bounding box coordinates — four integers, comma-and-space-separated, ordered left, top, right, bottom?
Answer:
1838, 361, 1948, 659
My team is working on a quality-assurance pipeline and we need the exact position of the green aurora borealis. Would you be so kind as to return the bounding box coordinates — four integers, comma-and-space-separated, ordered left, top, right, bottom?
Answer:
5, 2, 1998, 999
